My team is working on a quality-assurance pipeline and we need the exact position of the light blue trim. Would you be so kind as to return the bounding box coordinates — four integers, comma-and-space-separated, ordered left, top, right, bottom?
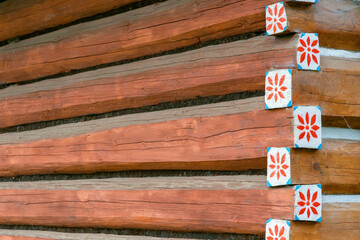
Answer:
317, 184, 322, 189
295, 144, 300, 148
266, 71, 270, 76
286, 147, 291, 155
267, 180, 272, 187
288, 69, 292, 75
317, 106, 321, 111
294, 106, 298, 111
295, 185, 301, 191
286, 178, 291, 185
316, 217, 322, 222
316, 65, 321, 71
265, 103, 270, 109
267, 147, 272, 153
266, 31, 270, 36
286, 220, 290, 227
295, 215, 300, 221
298, 64, 303, 70
314, 33, 319, 37
317, 144, 322, 149
300, 33, 305, 38
283, 25, 287, 32
266, 219, 272, 224
287, 100, 293, 108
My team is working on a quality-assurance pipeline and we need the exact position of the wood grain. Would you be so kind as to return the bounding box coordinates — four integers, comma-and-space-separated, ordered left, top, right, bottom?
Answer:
0, 0, 140, 42
0, 34, 300, 128
291, 139, 360, 194
0, 0, 283, 84
291, 202, 360, 240
292, 56, 360, 129
0, 176, 294, 234
0, 98, 293, 176
284, 0, 360, 51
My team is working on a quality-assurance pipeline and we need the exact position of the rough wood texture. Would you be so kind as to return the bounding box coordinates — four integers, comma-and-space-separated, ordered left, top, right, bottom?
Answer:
291, 139, 360, 194
0, 176, 294, 234
0, 0, 140, 42
0, 34, 300, 128
284, 0, 360, 51
0, 230, 184, 240
0, 98, 293, 176
292, 56, 360, 129
0, 0, 284, 84
291, 202, 360, 240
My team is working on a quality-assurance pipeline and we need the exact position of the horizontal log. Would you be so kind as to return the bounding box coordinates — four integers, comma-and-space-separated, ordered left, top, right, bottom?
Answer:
291, 202, 360, 240
0, 230, 184, 240
0, 34, 301, 128
0, 97, 293, 177
0, 176, 294, 234
286, 0, 360, 51
0, 0, 288, 84
291, 139, 360, 194
0, 0, 140, 42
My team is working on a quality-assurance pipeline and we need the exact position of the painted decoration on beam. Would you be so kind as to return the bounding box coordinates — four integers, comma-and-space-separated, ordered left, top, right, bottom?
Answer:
266, 219, 290, 240
265, 69, 292, 109
297, 33, 320, 71
266, 2, 288, 35
295, 185, 322, 221
267, 147, 291, 187
294, 106, 322, 149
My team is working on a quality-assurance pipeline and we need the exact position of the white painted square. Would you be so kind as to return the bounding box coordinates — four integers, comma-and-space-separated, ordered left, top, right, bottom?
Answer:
267, 147, 291, 187
295, 185, 322, 221
294, 106, 322, 149
266, 2, 288, 35
297, 33, 320, 71
265, 69, 292, 109
266, 219, 290, 240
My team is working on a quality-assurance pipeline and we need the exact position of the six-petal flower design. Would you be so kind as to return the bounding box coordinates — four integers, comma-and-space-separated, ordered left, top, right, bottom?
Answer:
267, 224, 287, 240
266, 73, 288, 103
269, 151, 289, 180
297, 188, 321, 218
297, 112, 320, 142
266, 3, 287, 35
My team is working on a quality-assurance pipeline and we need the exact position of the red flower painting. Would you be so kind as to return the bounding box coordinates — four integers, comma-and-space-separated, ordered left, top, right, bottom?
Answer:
297, 36, 319, 67
267, 224, 287, 240
297, 112, 320, 142
266, 3, 287, 34
269, 151, 289, 180
297, 189, 321, 218
266, 73, 287, 103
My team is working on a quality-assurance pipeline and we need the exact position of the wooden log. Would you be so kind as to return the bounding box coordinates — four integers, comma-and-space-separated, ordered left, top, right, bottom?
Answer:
0, 0, 294, 84
0, 176, 294, 234
291, 139, 360, 194
0, 97, 293, 177
0, 230, 185, 240
0, 0, 140, 42
0, 34, 301, 128
291, 202, 360, 240
265, 0, 360, 51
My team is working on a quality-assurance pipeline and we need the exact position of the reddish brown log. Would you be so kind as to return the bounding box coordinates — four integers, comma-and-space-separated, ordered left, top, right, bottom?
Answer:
0, 176, 294, 234
0, 98, 293, 176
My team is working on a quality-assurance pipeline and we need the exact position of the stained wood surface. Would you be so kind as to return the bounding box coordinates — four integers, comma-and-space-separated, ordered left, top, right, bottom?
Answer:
291, 202, 360, 240
291, 139, 360, 194
0, 97, 293, 176
0, 0, 284, 84
0, 0, 140, 42
292, 56, 360, 129
0, 176, 294, 234
0, 34, 300, 128
0, 230, 184, 240
284, 0, 360, 51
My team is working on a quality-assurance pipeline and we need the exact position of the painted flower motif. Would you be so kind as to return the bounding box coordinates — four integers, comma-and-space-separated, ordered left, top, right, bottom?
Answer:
297, 36, 319, 67
297, 189, 321, 218
267, 224, 287, 240
266, 73, 288, 103
266, 3, 287, 34
269, 151, 289, 180
297, 112, 320, 142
